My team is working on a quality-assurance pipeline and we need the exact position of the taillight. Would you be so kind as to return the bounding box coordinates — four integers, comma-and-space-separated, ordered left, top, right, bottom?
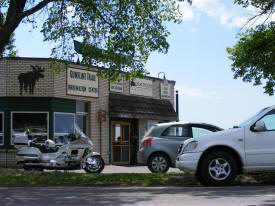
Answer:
142, 137, 154, 147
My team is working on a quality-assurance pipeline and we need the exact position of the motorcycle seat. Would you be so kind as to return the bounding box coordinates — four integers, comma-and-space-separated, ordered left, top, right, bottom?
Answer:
30, 142, 58, 153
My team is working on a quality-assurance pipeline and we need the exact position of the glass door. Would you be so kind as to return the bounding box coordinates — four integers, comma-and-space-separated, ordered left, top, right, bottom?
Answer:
112, 122, 130, 164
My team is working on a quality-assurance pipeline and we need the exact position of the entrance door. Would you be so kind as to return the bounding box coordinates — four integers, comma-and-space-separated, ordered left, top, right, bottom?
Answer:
112, 122, 131, 164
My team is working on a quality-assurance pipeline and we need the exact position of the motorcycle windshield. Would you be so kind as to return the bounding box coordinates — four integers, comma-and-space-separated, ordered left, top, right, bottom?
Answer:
74, 124, 94, 146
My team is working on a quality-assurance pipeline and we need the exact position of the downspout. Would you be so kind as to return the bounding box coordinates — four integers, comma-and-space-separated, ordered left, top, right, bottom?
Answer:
99, 121, 102, 154
176, 90, 179, 121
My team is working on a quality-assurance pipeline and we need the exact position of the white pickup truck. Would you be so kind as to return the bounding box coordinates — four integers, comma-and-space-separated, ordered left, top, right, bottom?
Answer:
176, 106, 275, 186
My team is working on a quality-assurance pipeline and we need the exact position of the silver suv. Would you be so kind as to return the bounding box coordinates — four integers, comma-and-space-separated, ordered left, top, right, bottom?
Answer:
137, 122, 222, 173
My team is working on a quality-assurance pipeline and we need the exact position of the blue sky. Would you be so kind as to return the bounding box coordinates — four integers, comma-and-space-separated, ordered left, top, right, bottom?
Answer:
14, 0, 275, 129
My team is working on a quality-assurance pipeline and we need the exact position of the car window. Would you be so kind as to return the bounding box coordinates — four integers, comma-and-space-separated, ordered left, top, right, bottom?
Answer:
162, 125, 189, 137
258, 109, 275, 131
192, 127, 214, 137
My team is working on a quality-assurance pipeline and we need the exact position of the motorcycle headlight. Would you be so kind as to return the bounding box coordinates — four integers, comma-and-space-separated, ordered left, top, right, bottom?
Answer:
182, 141, 198, 153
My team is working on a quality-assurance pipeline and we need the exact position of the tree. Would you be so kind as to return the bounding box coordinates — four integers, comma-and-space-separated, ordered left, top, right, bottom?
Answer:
0, 0, 190, 81
227, 0, 275, 95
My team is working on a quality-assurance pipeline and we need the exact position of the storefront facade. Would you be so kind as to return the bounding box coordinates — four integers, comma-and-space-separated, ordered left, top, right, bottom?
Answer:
0, 57, 178, 167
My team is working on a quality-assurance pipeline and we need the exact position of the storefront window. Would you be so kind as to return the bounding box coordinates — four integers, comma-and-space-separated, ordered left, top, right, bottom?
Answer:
54, 112, 75, 138
76, 101, 89, 135
11, 112, 48, 144
0, 112, 3, 145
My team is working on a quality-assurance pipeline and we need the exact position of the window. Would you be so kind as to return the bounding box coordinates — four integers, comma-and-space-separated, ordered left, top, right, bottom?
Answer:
11, 112, 48, 144
76, 101, 89, 135
192, 127, 214, 138
0, 112, 3, 145
258, 110, 275, 131
54, 113, 75, 140
162, 125, 189, 137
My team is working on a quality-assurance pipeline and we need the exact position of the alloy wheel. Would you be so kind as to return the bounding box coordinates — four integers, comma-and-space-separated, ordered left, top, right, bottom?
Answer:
208, 158, 231, 181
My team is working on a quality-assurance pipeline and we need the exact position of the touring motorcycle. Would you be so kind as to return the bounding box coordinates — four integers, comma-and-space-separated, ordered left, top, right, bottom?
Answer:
13, 125, 104, 173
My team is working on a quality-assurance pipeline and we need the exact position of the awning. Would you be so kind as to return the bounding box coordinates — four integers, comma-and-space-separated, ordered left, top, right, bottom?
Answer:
109, 93, 178, 121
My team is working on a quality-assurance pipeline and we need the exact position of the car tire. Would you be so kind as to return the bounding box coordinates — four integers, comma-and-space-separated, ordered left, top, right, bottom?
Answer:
195, 170, 205, 184
148, 153, 170, 173
199, 151, 237, 186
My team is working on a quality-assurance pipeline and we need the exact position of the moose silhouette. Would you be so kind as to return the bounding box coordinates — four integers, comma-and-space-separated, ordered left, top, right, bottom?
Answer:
18, 65, 45, 95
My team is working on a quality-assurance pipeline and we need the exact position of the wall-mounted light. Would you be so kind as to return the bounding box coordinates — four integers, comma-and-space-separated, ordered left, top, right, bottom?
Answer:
158, 72, 168, 86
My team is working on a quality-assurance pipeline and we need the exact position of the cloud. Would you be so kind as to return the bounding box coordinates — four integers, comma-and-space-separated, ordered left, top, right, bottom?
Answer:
176, 85, 224, 100
179, 2, 195, 21
178, 0, 272, 28
189, 27, 197, 32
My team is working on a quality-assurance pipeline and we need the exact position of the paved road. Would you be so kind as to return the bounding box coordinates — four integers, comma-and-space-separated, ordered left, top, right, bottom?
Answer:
1, 186, 275, 206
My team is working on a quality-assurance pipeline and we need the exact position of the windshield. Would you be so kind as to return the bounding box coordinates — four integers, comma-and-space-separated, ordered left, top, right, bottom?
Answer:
238, 107, 270, 127
75, 124, 89, 139
54, 123, 93, 146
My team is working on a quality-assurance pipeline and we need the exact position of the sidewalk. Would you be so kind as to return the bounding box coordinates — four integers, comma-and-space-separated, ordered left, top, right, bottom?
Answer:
102, 165, 181, 173
67, 165, 181, 173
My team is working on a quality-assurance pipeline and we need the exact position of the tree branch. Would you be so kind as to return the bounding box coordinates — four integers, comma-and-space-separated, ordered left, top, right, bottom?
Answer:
20, 0, 54, 19
89, 3, 117, 31
240, 1, 275, 31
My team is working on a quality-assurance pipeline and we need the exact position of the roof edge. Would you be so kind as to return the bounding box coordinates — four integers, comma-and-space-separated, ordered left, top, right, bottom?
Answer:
1, 57, 176, 83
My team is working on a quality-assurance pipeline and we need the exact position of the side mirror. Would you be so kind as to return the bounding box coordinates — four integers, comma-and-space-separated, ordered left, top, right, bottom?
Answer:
253, 121, 266, 131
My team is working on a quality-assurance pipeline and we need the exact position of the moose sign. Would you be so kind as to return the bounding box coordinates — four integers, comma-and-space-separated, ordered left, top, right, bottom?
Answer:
18, 65, 45, 95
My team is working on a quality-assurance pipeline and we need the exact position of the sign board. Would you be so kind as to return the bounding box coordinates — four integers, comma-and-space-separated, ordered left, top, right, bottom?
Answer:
67, 68, 98, 97
110, 79, 124, 93
160, 82, 171, 99
130, 78, 153, 97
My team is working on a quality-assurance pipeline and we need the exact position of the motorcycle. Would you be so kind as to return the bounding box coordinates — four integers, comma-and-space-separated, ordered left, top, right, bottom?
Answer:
13, 124, 105, 173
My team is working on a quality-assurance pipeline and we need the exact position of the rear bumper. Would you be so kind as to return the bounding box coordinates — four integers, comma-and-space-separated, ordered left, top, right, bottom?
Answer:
16, 156, 40, 162
137, 148, 148, 165
175, 152, 202, 172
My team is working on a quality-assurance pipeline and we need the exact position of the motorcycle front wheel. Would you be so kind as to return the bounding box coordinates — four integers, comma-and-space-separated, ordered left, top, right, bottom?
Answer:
84, 155, 105, 173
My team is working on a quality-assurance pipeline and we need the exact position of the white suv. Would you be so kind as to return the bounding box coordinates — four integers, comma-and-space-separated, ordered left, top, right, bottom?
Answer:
176, 106, 275, 186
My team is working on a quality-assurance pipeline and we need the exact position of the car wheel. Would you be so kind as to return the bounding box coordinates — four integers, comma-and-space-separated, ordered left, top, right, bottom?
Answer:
195, 170, 205, 184
148, 153, 170, 173
199, 151, 237, 186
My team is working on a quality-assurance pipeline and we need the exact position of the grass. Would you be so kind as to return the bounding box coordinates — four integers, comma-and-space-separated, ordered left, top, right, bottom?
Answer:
1, 167, 275, 187
0, 167, 199, 187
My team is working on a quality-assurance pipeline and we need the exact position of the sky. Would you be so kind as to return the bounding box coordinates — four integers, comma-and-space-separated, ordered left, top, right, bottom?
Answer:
14, 0, 275, 129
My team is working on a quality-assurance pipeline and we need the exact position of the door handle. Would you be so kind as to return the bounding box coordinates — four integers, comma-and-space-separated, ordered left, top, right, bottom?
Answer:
238, 139, 244, 142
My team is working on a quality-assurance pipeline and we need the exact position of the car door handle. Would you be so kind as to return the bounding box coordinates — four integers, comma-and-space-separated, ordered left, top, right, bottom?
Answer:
238, 139, 244, 142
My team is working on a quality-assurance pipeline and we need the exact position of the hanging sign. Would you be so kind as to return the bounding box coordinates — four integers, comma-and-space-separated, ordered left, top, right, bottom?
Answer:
130, 78, 153, 97
67, 68, 99, 97
160, 82, 171, 99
